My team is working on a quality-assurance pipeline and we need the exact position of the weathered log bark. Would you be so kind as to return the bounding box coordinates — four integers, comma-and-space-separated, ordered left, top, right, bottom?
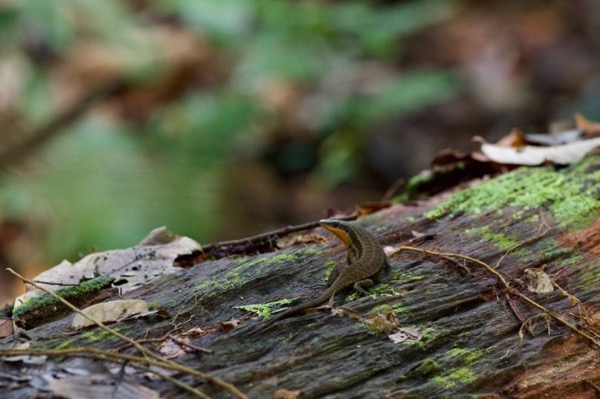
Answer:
1, 156, 599, 399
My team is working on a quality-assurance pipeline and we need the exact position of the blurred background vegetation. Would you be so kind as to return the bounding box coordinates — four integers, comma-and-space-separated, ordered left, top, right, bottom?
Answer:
1, 0, 599, 304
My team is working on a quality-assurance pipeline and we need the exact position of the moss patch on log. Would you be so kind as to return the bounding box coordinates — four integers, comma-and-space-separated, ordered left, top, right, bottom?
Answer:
426, 156, 600, 228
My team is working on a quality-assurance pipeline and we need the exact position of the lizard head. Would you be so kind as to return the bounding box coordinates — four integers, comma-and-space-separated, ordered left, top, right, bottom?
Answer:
319, 218, 352, 246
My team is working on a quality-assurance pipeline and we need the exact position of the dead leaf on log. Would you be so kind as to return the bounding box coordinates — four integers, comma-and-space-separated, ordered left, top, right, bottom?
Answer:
389, 327, 423, 344
158, 338, 187, 359
481, 137, 600, 165
575, 112, 600, 138
14, 227, 201, 308
71, 300, 151, 329
524, 268, 554, 294
525, 129, 582, 146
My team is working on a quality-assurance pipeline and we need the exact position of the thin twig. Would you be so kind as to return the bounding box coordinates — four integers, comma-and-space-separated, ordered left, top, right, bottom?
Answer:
199, 215, 357, 257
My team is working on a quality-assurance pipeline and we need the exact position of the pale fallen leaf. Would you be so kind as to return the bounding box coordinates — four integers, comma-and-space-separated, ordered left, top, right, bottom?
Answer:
71, 300, 149, 329
158, 338, 187, 359
14, 227, 200, 308
525, 130, 582, 146
481, 137, 600, 165
524, 268, 554, 294
389, 327, 422, 344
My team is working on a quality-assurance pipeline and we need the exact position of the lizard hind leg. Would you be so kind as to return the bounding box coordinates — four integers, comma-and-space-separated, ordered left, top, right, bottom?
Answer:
353, 279, 374, 296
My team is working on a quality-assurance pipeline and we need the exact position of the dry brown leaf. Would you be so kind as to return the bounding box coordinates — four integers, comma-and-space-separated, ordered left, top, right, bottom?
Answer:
274, 388, 303, 399
220, 319, 241, 332
575, 112, 600, 138
0, 318, 14, 338
499, 128, 527, 147
361, 309, 401, 335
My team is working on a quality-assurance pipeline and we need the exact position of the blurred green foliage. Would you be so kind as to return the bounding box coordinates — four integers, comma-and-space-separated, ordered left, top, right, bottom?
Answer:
1, 0, 463, 263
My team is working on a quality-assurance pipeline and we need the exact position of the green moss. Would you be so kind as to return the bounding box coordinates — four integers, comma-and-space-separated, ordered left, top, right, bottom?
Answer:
425, 157, 600, 228
345, 292, 361, 301
449, 367, 476, 384
390, 303, 409, 314
432, 375, 456, 389
370, 283, 389, 294
54, 339, 75, 350
446, 348, 483, 366
417, 359, 442, 376
244, 253, 297, 268
194, 277, 234, 292
195, 253, 299, 292
401, 325, 440, 349
323, 260, 337, 281
391, 270, 424, 283
396, 170, 435, 202
13, 275, 115, 316
432, 367, 476, 389
465, 227, 519, 252
81, 329, 119, 343
375, 225, 390, 232
148, 300, 160, 310
298, 247, 323, 257
235, 298, 297, 319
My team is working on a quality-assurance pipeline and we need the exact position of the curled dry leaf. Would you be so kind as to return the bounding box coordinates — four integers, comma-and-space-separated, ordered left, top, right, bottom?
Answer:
481, 137, 600, 165
363, 309, 401, 336
575, 112, 600, 138
525, 130, 582, 146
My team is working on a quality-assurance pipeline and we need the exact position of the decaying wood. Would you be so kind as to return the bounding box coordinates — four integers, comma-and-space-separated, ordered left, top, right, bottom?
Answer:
1, 156, 599, 398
